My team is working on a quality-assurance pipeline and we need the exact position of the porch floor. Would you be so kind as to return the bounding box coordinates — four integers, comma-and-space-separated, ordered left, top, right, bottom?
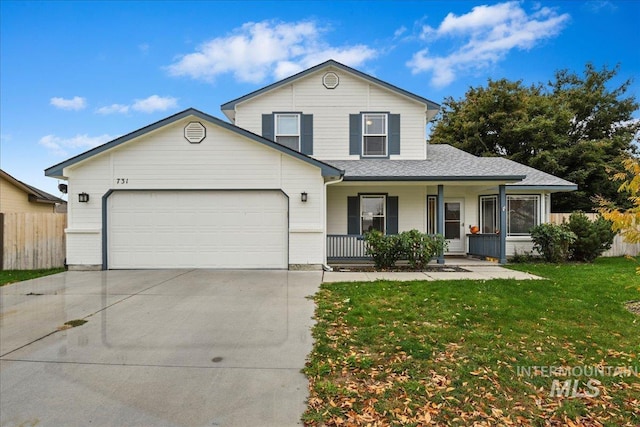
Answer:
324, 256, 541, 283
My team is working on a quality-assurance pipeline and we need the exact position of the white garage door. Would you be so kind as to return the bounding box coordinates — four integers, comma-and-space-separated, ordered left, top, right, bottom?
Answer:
108, 190, 288, 269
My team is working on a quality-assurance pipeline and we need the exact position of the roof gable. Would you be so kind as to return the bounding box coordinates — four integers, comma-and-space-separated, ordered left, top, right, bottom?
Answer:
220, 60, 440, 120
45, 108, 343, 179
1, 169, 65, 204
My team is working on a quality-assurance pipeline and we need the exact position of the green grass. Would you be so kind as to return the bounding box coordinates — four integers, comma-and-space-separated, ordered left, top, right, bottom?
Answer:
304, 257, 640, 426
0, 268, 65, 286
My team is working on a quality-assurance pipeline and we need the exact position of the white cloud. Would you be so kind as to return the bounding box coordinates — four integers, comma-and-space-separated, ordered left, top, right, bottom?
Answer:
96, 103, 130, 115
50, 96, 87, 111
166, 20, 377, 83
131, 95, 178, 113
394, 26, 408, 38
96, 96, 177, 115
39, 133, 116, 156
583, 1, 617, 13
407, 2, 570, 87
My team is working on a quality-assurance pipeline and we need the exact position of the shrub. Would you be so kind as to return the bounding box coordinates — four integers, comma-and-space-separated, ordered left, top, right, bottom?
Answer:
398, 230, 447, 270
565, 212, 616, 262
365, 229, 447, 270
530, 223, 576, 263
364, 230, 401, 269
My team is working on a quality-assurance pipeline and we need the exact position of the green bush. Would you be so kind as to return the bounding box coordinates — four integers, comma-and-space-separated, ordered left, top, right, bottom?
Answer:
530, 223, 576, 263
365, 229, 447, 270
364, 230, 401, 269
565, 212, 616, 262
398, 230, 447, 270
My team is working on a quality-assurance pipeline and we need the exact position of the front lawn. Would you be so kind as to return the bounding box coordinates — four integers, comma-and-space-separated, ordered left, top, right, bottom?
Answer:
0, 268, 65, 286
305, 257, 640, 426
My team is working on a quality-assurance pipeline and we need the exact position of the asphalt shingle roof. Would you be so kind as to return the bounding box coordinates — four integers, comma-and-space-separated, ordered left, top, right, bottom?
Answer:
326, 144, 576, 189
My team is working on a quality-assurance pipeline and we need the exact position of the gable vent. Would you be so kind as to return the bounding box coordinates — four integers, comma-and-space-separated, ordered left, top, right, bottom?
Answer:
184, 121, 206, 143
323, 72, 339, 89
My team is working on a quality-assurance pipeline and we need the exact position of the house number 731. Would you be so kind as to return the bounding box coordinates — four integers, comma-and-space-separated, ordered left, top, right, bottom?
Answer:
116, 178, 129, 184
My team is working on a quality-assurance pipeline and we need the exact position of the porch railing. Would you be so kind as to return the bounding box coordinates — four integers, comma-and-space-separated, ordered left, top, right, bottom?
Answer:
467, 233, 500, 258
327, 234, 371, 261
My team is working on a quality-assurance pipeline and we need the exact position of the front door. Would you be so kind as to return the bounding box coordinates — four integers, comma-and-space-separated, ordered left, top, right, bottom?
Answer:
445, 199, 465, 253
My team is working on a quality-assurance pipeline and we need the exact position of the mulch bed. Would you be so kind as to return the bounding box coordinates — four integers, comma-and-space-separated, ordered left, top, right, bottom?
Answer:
332, 265, 470, 273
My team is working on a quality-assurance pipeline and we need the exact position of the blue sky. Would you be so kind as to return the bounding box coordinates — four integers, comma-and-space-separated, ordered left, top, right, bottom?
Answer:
1, 0, 639, 197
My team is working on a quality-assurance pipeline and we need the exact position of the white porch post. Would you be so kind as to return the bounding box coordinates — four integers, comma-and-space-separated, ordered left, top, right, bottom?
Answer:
437, 184, 445, 264
499, 184, 507, 264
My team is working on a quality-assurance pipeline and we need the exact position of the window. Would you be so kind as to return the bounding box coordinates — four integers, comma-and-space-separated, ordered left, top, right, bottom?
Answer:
362, 113, 387, 156
479, 196, 498, 233
426, 196, 437, 235
275, 114, 300, 150
361, 195, 385, 233
507, 195, 540, 236
479, 194, 540, 236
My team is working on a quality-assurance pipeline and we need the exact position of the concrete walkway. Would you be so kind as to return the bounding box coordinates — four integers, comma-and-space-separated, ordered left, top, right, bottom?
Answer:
1, 270, 321, 427
323, 259, 542, 283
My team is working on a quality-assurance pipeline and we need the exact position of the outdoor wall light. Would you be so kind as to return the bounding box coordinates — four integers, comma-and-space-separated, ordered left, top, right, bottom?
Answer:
78, 192, 90, 203
301, 192, 308, 202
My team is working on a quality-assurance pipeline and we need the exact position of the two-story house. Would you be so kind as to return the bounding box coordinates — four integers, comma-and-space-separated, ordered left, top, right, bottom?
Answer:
45, 60, 575, 270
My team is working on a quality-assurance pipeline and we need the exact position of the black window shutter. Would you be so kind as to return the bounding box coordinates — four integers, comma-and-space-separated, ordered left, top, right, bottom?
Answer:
262, 114, 274, 140
347, 196, 360, 235
389, 114, 400, 155
300, 114, 313, 155
349, 114, 361, 155
386, 196, 399, 234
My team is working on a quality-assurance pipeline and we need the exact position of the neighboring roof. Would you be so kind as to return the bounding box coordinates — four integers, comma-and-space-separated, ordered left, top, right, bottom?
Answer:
45, 108, 343, 179
326, 144, 577, 189
220, 59, 441, 120
1, 169, 65, 204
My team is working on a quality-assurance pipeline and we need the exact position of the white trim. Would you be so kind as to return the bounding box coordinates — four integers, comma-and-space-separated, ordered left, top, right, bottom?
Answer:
65, 228, 100, 234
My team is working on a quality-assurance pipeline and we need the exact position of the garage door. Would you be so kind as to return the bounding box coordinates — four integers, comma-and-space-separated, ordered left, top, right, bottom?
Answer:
108, 190, 288, 269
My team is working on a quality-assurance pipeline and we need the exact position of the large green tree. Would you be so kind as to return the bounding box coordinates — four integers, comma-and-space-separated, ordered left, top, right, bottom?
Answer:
430, 64, 639, 212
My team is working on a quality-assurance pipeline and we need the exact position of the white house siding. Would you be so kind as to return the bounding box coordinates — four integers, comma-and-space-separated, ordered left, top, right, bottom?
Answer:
63, 116, 325, 269
234, 67, 428, 161
327, 184, 428, 235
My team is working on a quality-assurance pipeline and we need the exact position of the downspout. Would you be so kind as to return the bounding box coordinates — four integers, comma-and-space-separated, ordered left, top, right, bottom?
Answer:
322, 175, 345, 271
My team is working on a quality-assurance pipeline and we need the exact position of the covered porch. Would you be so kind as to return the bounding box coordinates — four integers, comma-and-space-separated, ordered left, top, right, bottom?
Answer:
325, 183, 511, 265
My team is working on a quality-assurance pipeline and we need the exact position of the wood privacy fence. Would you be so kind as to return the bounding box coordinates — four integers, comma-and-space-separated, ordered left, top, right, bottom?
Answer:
549, 213, 640, 257
1, 212, 67, 270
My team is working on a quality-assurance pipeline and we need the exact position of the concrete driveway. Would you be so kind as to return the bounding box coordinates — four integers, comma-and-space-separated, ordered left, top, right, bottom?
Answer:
0, 270, 321, 427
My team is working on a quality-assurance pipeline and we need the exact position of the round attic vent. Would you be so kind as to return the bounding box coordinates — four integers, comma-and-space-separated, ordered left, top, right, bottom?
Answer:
184, 121, 206, 143
323, 72, 339, 89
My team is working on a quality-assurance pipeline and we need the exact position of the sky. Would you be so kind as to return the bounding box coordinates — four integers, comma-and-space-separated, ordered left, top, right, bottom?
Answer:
1, 0, 639, 197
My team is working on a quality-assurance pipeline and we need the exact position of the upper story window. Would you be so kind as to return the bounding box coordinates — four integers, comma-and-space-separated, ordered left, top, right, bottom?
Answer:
362, 113, 387, 157
275, 113, 300, 151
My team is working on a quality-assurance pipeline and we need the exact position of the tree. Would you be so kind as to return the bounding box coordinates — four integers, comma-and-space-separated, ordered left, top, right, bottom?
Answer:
596, 156, 640, 274
430, 64, 639, 212
596, 157, 640, 244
